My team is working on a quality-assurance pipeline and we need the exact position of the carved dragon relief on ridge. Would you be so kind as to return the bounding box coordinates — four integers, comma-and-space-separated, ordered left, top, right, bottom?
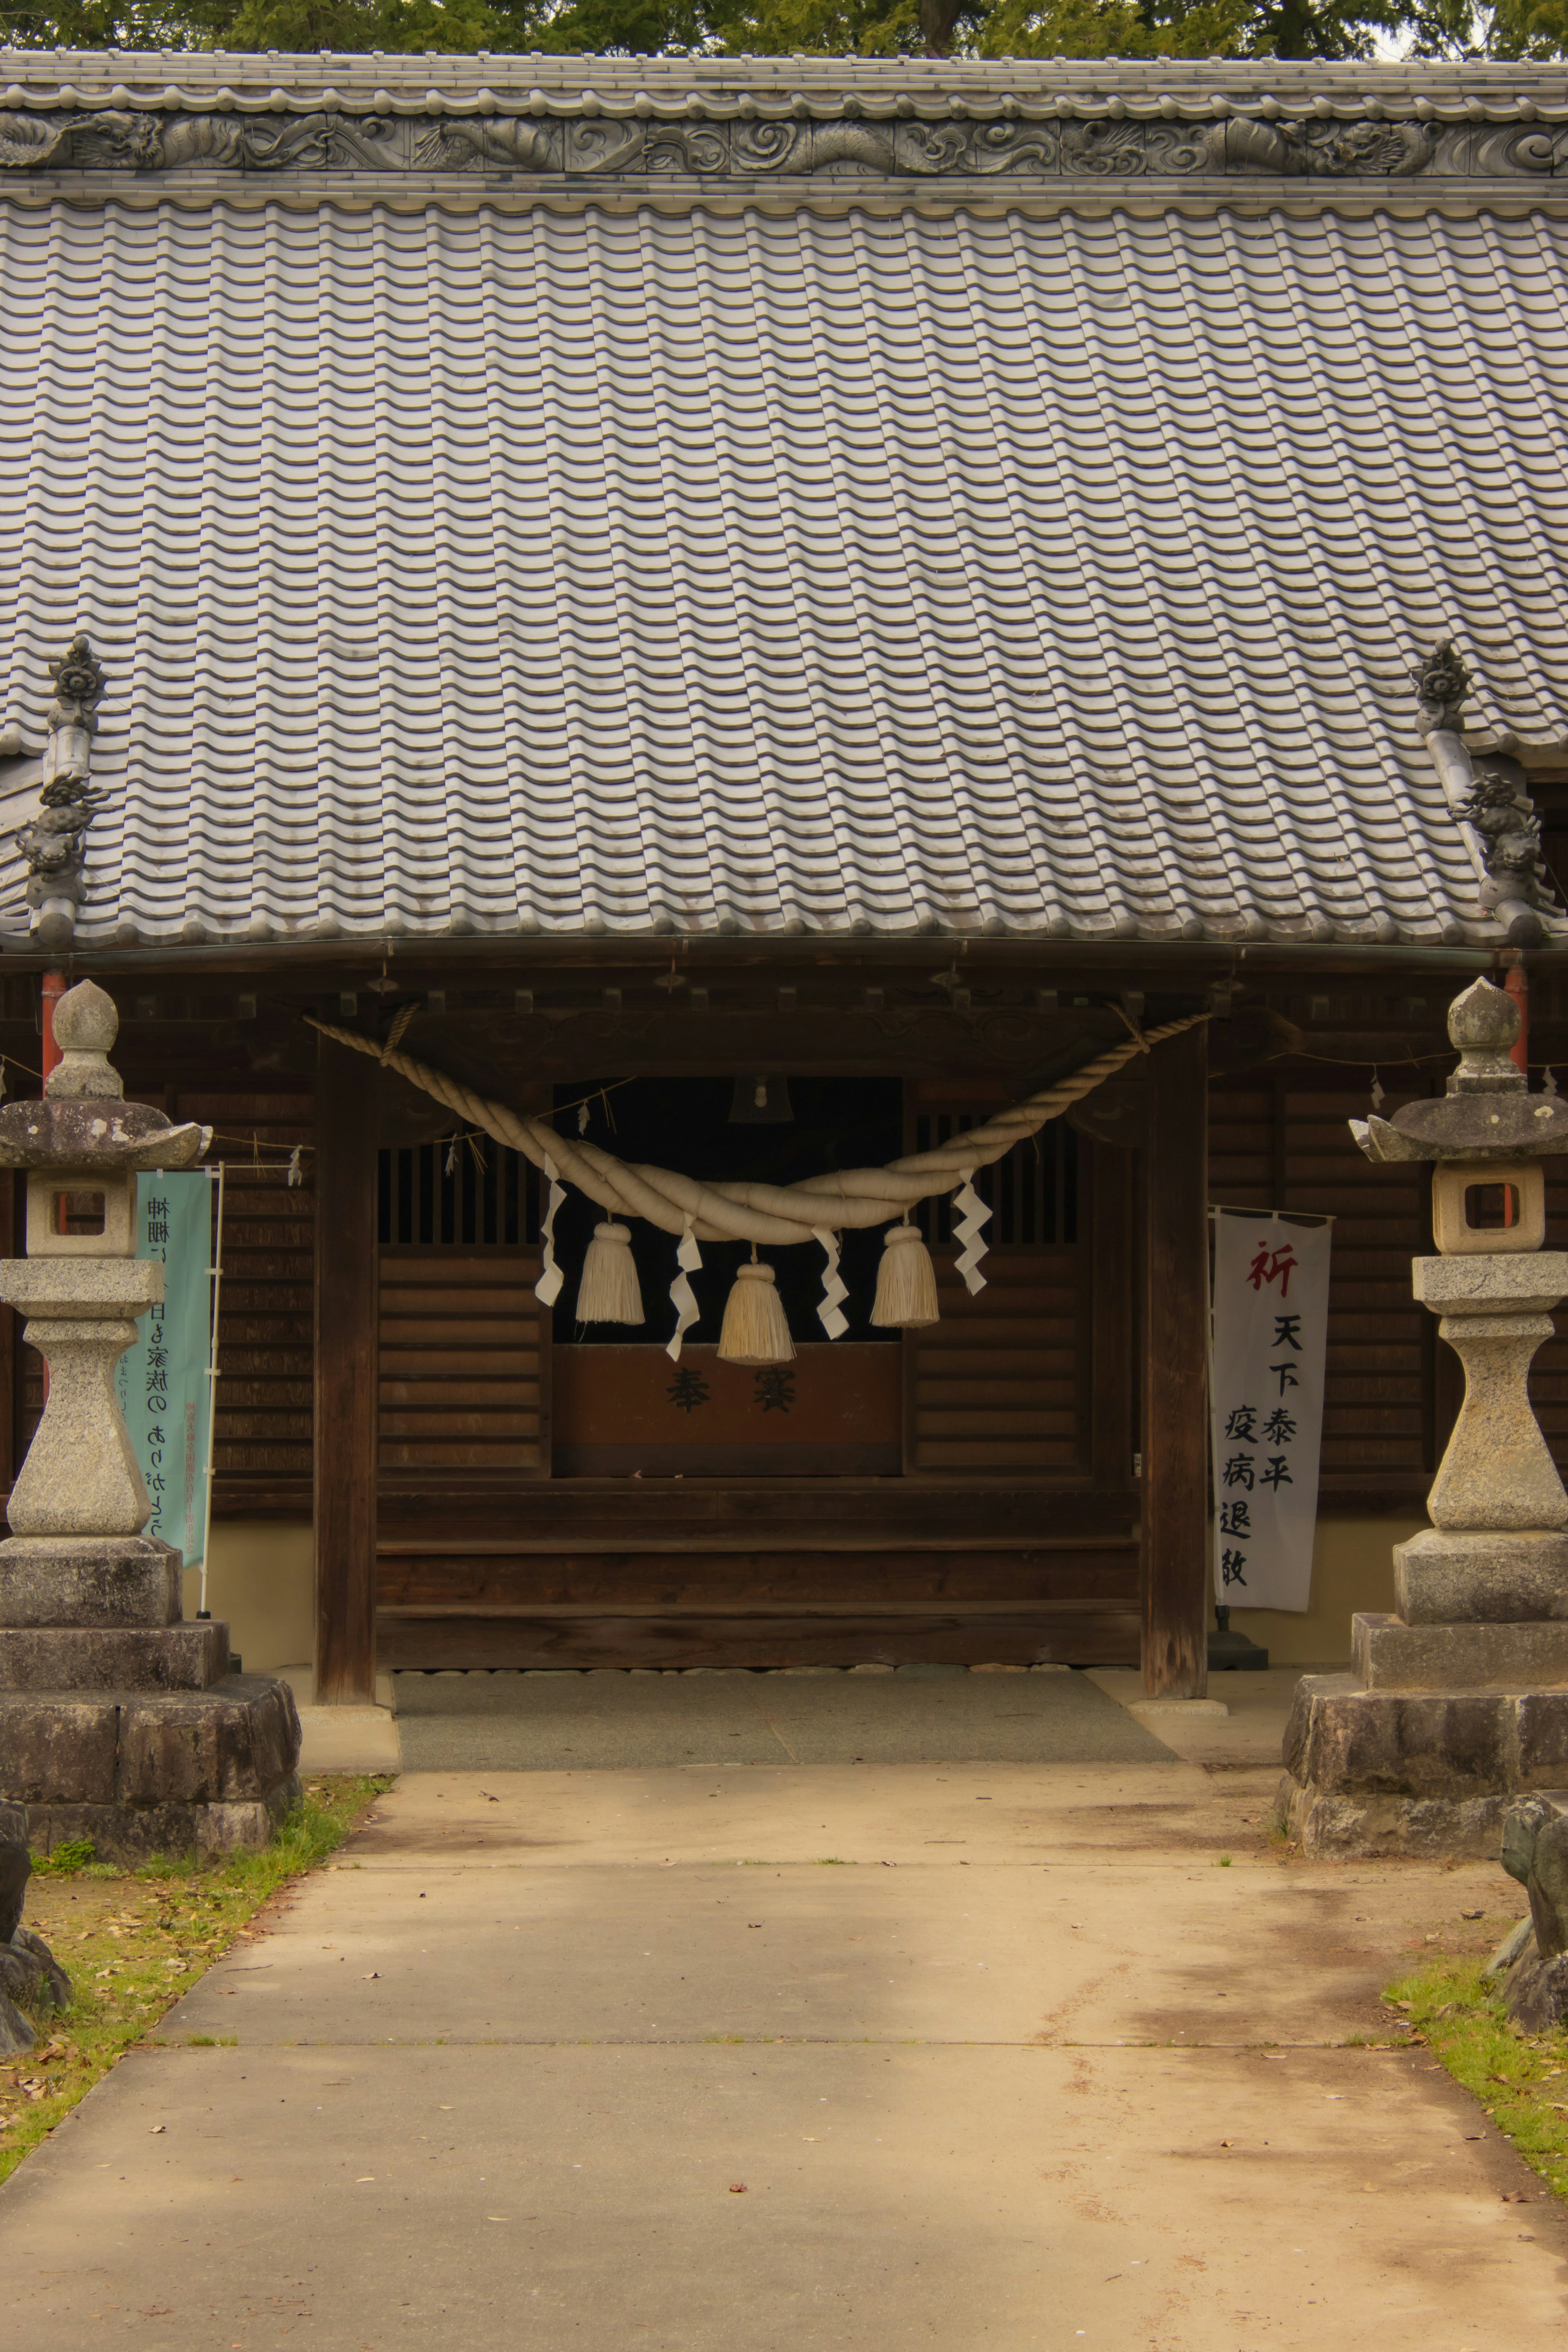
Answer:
0, 107, 396, 172
2, 105, 1565, 180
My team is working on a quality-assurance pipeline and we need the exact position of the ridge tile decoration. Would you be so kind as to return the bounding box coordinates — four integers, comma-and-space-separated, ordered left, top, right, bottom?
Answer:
3, 69, 1568, 181
16, 634, 107, 943
2, 201, 1568, 949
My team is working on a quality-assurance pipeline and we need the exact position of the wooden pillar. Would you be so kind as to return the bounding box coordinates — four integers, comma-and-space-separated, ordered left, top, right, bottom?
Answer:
1141, 1022, 1209, 1697
314, 1033, 379, 1705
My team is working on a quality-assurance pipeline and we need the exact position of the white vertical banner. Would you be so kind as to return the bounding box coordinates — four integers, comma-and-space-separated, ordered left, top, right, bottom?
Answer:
1209, 1211, 1332, 1613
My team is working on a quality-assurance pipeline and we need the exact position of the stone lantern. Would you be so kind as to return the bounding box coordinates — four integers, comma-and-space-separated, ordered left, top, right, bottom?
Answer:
1282, 976, 1568, 1855
0, 982, 300, 1859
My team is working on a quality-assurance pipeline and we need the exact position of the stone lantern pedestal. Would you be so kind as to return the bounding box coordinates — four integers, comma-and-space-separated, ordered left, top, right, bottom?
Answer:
0, 983, 300, 1861
1283, 978, 1568, 1856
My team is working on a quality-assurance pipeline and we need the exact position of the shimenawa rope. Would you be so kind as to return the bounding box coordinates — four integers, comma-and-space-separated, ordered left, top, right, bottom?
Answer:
304, 1013, 1207, 1248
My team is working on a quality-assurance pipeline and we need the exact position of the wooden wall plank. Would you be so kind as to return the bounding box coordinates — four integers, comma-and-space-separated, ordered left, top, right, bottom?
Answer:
1090, 1140, 1134, 1489
187, 1095, 315, 1488
904, 1245, 1087, 1475
378, 1247, 548, 1475
314, 1037, 379, 1705
1142, 1022, 1209, 1698
1209, 1076, 1435, 1481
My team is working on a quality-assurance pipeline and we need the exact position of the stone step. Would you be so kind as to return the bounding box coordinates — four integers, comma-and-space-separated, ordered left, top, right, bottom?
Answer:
1282, 1669, 1568, 1858
1354, 1610, 1568, 1690
0, 1622, 229, 1694
0, 1676, 301, 1833
1287, 1668, 1568, 1802
1394, 1528, 1568, 1626
0, 1536, 183, 1629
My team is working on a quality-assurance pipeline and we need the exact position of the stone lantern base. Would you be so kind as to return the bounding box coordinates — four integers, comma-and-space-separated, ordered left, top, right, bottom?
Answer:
1280, 1526, 1568, 1857
0, 1534, 301, 1862
1283, 980, 1568, 1857
0, 981, 302, 1860
1281, 1677, 1568, 1858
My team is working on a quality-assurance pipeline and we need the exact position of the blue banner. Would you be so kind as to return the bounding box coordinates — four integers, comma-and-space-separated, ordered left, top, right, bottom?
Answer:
114, 1172, 214, 1568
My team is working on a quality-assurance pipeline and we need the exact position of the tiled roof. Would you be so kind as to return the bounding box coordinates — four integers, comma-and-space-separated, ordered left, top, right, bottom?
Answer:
1, 189, 1566, 949
4, 53, 1568, 202
2, 49, 1567, 101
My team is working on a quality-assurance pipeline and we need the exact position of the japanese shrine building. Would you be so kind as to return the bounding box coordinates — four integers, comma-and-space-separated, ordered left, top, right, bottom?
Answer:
2, 46, 1568, 1700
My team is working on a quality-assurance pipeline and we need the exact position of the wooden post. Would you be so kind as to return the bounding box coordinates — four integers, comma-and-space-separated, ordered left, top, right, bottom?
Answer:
1141, 1022, 1209, 1697
314, 1032, 379, 1705
40, 971, 66, 1081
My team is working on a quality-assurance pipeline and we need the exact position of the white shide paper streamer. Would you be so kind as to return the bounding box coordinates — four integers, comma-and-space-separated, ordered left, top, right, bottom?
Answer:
953, 1167, 991, 1296
813, 1226, 849, 1340
665, 1214, 704, 1361
534, 1154, 566, 1306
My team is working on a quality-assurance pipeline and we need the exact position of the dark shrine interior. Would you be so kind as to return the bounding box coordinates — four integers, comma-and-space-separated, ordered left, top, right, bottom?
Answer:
549, 1075, 905, 1347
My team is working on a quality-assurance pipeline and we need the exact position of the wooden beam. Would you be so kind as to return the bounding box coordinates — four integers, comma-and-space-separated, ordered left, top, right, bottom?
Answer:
376, 1604, 1143, 1674
1141, 1022, 1209, 1697
313, 1033, 379, 1704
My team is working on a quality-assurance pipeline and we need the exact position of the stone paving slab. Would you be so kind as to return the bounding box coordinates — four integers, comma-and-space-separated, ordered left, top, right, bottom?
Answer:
3, 1761, 1566, 2351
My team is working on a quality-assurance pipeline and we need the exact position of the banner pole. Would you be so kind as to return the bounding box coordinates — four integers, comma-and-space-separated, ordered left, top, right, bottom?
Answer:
198, 1161, 225, 1622
39, 973, 65, 1405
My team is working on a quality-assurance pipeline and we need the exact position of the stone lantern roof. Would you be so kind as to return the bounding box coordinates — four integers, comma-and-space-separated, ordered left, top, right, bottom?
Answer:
1353, 978, 1568, 1165
0, 982, 209, 1171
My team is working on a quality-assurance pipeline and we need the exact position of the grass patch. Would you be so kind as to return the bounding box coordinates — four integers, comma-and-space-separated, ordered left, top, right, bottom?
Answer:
1386, 1954, 1568, 2202
0, 1773, 392, 2187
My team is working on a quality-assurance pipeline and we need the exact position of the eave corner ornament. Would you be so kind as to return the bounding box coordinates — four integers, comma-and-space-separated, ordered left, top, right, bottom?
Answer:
1412, 637, 1551, 949
17, 634, 107, 952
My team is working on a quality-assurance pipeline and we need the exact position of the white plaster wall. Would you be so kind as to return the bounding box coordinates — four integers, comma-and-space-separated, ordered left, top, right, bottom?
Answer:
1225, 1513, 1423, 1664
180, 1520, 314, 1675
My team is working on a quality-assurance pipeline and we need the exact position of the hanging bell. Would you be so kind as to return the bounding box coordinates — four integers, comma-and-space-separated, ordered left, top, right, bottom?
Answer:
728, 1074, 793, 1125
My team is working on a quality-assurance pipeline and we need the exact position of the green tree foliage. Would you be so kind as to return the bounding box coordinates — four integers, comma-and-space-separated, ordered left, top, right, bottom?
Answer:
0, 0, 1560, 78
0, 0, 492, 43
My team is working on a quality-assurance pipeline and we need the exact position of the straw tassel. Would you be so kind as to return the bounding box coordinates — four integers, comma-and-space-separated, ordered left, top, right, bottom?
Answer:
871, 1220, 940, 1329
717, 1257, 795, 1365
575, 1221, 644, 1325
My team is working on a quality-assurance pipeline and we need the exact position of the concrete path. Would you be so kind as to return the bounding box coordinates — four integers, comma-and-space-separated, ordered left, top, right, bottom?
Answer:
4, 1754, 1566, 2350
393, 1661, 1176, 1772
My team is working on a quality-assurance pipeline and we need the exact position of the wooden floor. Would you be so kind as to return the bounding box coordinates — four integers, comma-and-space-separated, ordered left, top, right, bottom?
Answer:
374, 1479, 1141, 1670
